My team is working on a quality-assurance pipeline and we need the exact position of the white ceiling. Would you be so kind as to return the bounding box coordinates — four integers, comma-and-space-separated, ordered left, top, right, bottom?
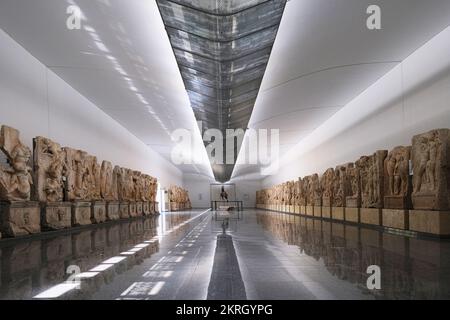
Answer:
232, 0, 450, 180
1, 0, 450, 182
0, 0, 214, 179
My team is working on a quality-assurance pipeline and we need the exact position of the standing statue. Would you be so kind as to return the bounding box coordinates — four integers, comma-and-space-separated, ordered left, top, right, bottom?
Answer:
384, 146, 411, 209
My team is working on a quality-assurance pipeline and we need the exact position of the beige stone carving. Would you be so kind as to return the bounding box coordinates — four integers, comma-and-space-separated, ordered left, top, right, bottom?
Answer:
356, 150, 387, 208
312, 174, 322, 206
346, 163, 361, 208
100, 161, 116, 201
333, 164, 352, 207
33, 136, 67, 202
412, 129, 450, 210
384, 146, 411, 209
321, 168, 335, 207
0, 126, 33, 202
64, 148, 88, 201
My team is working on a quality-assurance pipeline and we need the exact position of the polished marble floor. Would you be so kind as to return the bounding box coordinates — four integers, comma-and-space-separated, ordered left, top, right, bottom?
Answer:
1, 209, 450, 300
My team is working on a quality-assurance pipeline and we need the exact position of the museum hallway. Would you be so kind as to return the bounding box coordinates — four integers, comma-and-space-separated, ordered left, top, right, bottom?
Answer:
1, 209, 449, 300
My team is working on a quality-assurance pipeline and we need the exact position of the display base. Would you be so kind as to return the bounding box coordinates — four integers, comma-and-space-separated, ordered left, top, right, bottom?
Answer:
331, 207, 345, 221
314, 206, 323, 218
129, 202, 138, 217
306, 205, 314, 216
119, 202, 130, 219
136, 201, 143, 215
360, 208, 382, 226
71, 201, 92, 226
91, 201, 106, 224
0, 201, 40, 237
322, 206, 331, 219
409, 210, 450, 236
382, 209, 409, 230
143, 201, 150, 215
106, 201, 120, 221
345, 207, 359, 223
41, 202, 72, 230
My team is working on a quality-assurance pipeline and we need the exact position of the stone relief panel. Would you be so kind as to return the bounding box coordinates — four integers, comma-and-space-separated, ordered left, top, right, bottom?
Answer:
384, 146, 412, 209
321, 168, 335, 207
356, 150, 387, 208
412, 129, 450, 210
33, 136, 67, 203
0, 126, 33, 202
346, 163, 361, 208
333, 163, 352, 207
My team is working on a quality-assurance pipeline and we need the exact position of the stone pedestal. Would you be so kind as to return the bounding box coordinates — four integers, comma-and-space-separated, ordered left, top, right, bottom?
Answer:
91, 201, 106, 224
306, 205, 314, 216
345, 207, 360, 223
409, 210, 450, 236
385, 196, 409, 210
154, 202, 159, 214
41, 202, 71, 230
106, 202, 120, 221
360, 208, 381, 226
294, 205, 300, 214
331, 207, 345, 221
71, 201, 92, 226
314, 206, 322, 218
0, 201, 41, 237
129, 202, 138, 217
382, 209, 409, 230
288, 205, 294, 213
143, 201, 150, 215
119, 202, 130, 219
136, 202, 143, 215
322, 206, 331, 219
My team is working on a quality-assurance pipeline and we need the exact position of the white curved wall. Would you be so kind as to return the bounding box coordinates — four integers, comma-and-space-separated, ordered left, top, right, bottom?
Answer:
0, 28, 182, 188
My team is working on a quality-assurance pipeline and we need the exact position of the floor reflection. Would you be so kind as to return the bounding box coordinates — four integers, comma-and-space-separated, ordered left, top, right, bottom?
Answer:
256, 212, 450, 299
0, 211, 204, 300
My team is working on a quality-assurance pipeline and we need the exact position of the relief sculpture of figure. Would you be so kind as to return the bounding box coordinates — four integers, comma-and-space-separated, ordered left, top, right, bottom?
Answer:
0, 126, 33, 201
33, 136, 67, 202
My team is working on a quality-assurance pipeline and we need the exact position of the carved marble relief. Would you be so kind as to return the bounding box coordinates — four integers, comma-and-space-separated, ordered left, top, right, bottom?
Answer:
312, 174, 322, 206
356, 150, 387, 208
33, 137, 67, 202
333, 164, 352, 207
64, 148, 89, 201
412, 129, 450, 210
100, 161, 116, 201
346, 163, 361, 208
321, 168, 335, 207
0, 126, 33, 202
384, 146, 411, 209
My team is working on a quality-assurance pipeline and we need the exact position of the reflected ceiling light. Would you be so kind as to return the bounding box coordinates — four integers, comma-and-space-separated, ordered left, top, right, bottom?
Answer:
33, 283, 79, 299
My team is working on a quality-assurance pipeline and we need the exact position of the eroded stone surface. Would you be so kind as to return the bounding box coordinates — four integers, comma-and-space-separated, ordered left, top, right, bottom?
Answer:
106, 202, 120, 221
384, 146, 412, 209
0, 202, 40, 237
91, 201, 106, 224
0, 126, 33, 202
412, 129, 450, 211
41, 202, 72, 230
71, 201, 91, 226
357, 150, 387, 209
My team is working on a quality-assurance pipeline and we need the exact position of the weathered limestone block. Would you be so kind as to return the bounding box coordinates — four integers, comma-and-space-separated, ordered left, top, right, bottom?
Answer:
332, 207, 345, 221
0, 202, 40, 237
312, 174, 322, 207
71, 201, 92, 226
412, 129, 450, 211
91, 201, 106, 224
119, 202, 130, 219
345, 207, 360, 223
384, 146, 412, 209
106, 201, 120, 221
41, 202, 72, 230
